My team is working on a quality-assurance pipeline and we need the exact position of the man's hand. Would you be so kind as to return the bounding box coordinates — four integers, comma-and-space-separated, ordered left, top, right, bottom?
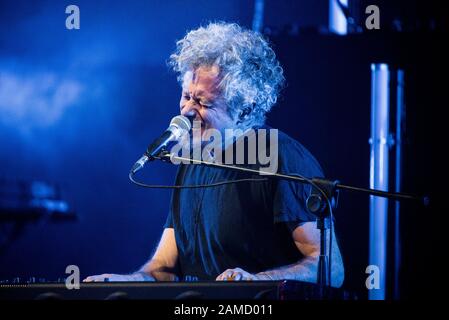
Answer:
216, 268, 271, 281
83, 272, 155, 282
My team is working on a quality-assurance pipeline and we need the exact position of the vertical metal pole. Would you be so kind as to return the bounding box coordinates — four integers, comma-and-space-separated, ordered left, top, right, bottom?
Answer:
252, 0, 265, 33
329, 0, 348, 35
394, 70, 405, 299
369, 63, 390, 300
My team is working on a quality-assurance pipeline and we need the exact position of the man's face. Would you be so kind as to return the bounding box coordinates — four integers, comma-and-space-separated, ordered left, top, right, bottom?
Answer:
180, 65, 235, 139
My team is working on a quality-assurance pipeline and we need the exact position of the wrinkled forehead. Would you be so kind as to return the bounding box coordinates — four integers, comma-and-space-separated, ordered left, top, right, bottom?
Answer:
181, 65, 221, 92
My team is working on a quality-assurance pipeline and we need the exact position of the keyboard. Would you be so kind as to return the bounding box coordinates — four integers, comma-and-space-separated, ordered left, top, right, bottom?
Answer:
0, 280, 355, 300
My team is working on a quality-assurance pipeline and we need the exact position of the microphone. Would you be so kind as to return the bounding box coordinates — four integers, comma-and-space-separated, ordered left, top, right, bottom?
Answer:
131, 115, 192, 174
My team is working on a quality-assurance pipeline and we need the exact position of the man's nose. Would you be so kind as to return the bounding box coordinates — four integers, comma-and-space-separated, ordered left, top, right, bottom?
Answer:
181, 100, 200, 118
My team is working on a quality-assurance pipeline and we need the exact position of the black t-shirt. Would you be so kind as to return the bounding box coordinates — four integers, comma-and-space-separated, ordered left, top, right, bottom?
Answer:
164, 127, 324, 281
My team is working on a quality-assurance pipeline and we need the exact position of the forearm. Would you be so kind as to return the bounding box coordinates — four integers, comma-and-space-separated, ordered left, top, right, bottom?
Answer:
258, 222, 345, 287
138, 258, 178, 281
257, 255, 344, 287
257, 256, 318, 284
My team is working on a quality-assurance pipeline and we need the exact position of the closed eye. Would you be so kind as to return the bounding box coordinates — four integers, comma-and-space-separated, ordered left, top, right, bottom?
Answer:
201, 102, 212, 108
194, 98, 213, 108
183, 92, 213, 108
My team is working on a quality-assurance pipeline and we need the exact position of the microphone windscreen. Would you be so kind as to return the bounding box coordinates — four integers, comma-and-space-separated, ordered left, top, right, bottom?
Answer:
170, 115, 192, 132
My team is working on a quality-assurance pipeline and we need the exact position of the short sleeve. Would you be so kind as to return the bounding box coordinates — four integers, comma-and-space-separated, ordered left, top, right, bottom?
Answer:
272, 139, 324, 225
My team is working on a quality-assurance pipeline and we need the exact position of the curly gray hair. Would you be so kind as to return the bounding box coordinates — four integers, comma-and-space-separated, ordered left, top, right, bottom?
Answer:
169, 22, 285, 129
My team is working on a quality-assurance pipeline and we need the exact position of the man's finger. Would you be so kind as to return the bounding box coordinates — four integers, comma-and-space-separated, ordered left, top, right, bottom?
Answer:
216, 273, 226, 281
224, 272, 234, 281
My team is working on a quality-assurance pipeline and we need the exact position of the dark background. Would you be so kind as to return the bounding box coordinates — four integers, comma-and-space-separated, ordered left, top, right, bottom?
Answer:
1, 0, 447, 299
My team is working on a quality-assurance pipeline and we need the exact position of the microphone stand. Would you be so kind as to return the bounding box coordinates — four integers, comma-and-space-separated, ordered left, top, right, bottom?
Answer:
139, 151, 429, 296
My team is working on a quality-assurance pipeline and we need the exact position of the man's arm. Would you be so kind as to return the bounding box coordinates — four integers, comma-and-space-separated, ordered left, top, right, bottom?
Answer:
83, 228, 178, 282
139, 227, 179, 281
216, 221, 345, 288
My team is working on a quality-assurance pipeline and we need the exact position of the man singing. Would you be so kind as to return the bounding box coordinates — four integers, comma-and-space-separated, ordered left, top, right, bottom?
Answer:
85, 22, 344, 287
